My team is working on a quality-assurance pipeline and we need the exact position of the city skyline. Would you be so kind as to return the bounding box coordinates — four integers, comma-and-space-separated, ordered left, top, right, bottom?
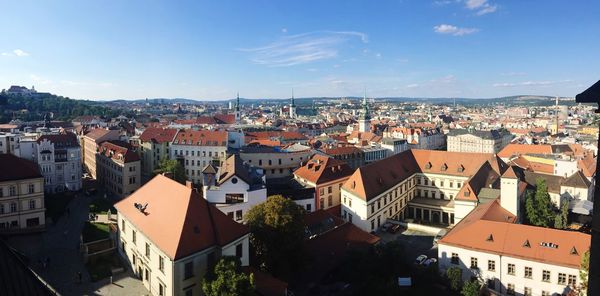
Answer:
1, 0, 598, 100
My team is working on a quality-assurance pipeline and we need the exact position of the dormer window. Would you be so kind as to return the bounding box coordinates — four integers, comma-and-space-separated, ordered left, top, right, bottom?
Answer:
486, 234, 494, 242
425, 162, 432, 169
463, 190, 470, 197
457, 165, 465, 172
523, 240, 531, 248
570, 247, 579, 255
441, 163, 448, 171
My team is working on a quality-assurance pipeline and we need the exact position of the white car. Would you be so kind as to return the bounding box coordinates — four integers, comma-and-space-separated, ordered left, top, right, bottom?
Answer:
415, 254, 428, 265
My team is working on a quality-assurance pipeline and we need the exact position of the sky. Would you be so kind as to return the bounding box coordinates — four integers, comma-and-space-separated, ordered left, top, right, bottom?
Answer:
0, 0, 599, 100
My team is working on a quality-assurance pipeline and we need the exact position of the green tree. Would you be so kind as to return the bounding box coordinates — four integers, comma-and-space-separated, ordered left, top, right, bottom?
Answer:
461, 279, 481, 296
554, 198, 570, 229
202, 257, 254, 296
446, 267, 462, 291
155, 159, 186, 184
244, 195, 305, 277
578, 250, 590, 296
525, 178, 555, 227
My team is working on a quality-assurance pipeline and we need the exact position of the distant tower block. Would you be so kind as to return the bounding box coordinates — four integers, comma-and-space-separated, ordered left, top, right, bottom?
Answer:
358, 89, 371, 132
234, 92, 241, 123
289, 89, 297, 119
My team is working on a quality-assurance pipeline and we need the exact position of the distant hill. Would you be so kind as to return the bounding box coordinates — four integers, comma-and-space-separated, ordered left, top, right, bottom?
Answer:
0, 92, 119, 124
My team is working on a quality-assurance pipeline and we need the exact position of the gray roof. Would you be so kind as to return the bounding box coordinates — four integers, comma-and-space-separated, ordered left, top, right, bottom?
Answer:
447, 129, 510, 140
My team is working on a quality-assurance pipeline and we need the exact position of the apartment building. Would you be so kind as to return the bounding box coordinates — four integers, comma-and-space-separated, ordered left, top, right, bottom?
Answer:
293, 154, 354, 211
0, 154, 45, 232
115, 175, 249, 296
438, 198, 589, 296
139, 127, 178, 178
340, 150, 510, 232
447, 129, 513, 153
81, 128, 120, 179
169, 129, 228, 184
201, 154, 267, 222
239, 143, 314, 179
96, 140, 141, 198
36, 133, 82, 193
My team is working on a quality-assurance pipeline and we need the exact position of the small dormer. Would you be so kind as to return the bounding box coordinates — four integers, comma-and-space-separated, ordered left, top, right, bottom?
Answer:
441, 163, 448, 171
425, 162, 432, 170
457, 164, 465, 173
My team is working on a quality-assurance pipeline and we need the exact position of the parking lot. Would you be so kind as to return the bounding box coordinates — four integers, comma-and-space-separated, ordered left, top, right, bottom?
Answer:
377, 226, 438, 263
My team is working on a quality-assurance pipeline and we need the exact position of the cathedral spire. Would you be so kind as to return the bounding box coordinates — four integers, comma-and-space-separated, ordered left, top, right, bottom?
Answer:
236, 92, 240, 111
291, 88, 295, 107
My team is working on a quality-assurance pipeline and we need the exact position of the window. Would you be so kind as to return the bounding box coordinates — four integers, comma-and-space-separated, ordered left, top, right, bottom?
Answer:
132, 230, 137, 243
145, 243, 150, 257
0, 188, 3, 197
235, 210, 242, 221
236, 243, 243, 258
558, 273, 566, 285
488, 260, 495, 271
28, 184, 35, 194
568, 274, 577, 286
306, 204, 311, 211
0, 204, 3, 214
158, 283, 165, 296
328, 186, 332, 194
451, 253, 459, 265
319, 188, 324, 195
10, 203, 16, 213
159, 256, 164, 272
9, 186, 16, 196
506, 283, 515, 295
184, 261, 194, 279
524, 267, 532, 279
371, 220, 375, 230
121, 220, 126, 234
470, 257, 478, 269
507, 263, 515, 275
225, 194, 244, 204
542, 270, 550, 282
29, 200, 35, 210
327, 196, 332, 207
524, 287, 532, 296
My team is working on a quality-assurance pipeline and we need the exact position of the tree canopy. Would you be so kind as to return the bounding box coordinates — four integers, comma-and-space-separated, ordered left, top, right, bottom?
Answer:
525, 178, 555, 227
202, 256, 254, 296
154, 159, 186, 184
461, 279, 481, 296
244, 195, 305, 278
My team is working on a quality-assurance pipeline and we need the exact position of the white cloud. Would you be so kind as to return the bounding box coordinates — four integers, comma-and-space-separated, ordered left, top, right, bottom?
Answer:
2, 49, 30, 57
240, 31, 369, 67
406, 83, 419, 88
281, 28, 287, 33
434, 24, 479, 36
493, 80, 573, 87
375, 53, 382, 59
465, 0, 497, 16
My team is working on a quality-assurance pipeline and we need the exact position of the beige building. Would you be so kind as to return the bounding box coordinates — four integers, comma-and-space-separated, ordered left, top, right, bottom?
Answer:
96, 140, 141, 198
447, 129, 513, 153
81, 128, 120, 179
169, 129, 228, 185
240, 143, 314, 179
139, 128, 178, 178
115, 175, 249, 296
0, 154, 45, 232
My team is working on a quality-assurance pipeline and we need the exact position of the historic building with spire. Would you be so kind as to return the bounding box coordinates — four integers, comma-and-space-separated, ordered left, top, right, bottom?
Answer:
358, 92, 371, 133
235, 92, 241, 123
289, 90, 297, 119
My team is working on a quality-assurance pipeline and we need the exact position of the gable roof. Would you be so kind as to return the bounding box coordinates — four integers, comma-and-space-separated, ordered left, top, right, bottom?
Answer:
217, 154, 263, 186
36, 133, 79, 147
139, 127, 178, 144
293, 154, 354, 184
563, 170, 592, 188
498, 144, 553, 159
342, 150, 507, 201
173, 129, 227, 147
0, 154, 42, 182
114, 175, 249, 260
99, 140, 140, 163
440, 199, 590, 269
84, 128, 120, 142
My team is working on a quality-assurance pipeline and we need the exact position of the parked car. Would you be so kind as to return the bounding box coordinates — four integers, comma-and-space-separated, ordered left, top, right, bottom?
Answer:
415, 254, 428, 265
422, 258, 437, 267
388, 224, 402, 234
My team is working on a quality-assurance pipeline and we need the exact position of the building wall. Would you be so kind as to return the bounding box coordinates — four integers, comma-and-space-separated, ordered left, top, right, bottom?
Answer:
140, 141, 171, 178
239, 149, 314, 179
170, 144, 227, 184
203, 177, 267, 222
97, 155, 141, 198
439, 243, 582, 296
37, 139, 82, 193
0, 177, 45, 231
118, 213, 249, 296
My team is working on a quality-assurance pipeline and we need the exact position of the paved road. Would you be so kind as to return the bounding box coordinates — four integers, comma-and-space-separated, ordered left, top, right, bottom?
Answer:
6, 193, 147, 296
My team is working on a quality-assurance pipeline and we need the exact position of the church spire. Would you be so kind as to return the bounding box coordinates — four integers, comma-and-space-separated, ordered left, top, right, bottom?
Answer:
236, 92, 240, 111
291, 88, 295, 107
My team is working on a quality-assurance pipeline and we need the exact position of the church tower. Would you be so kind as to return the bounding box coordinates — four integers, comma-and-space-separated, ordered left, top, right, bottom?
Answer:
358, 90, 371, 132
234, 92, 241, 123
289, 89, 297, 119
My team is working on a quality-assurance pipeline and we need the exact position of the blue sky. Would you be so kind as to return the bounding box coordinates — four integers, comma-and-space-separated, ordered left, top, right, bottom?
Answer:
0, 0, 598, 100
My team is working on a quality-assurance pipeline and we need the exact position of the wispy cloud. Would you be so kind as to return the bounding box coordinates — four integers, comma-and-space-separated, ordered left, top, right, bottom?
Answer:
434, 24, 479, 36
2, 49, 30, 57
465, 0, 497, 16
281, 28, 287, 33
500, 72, 527, 77
240, 31, 368, 67
493, 80, 572, 87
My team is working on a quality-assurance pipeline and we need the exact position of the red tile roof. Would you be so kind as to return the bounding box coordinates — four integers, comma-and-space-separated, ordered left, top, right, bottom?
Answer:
114, 175, 249, 260
139, 127, 178, 144
173, 129, 227, 146
0, 154, 42, 182
293, 154, 354, 185
440, 199, 590, 269
36, 133, 79, 147
99, 140, 140, 163
84, 128, 119, 142
498, 144, 553, 159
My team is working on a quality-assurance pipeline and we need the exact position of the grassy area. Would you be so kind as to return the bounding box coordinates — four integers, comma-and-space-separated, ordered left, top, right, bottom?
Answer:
86, 253, 123, 282
82, 222, 110, 243
45, 192, 75, 223
89, 197, 116, 215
